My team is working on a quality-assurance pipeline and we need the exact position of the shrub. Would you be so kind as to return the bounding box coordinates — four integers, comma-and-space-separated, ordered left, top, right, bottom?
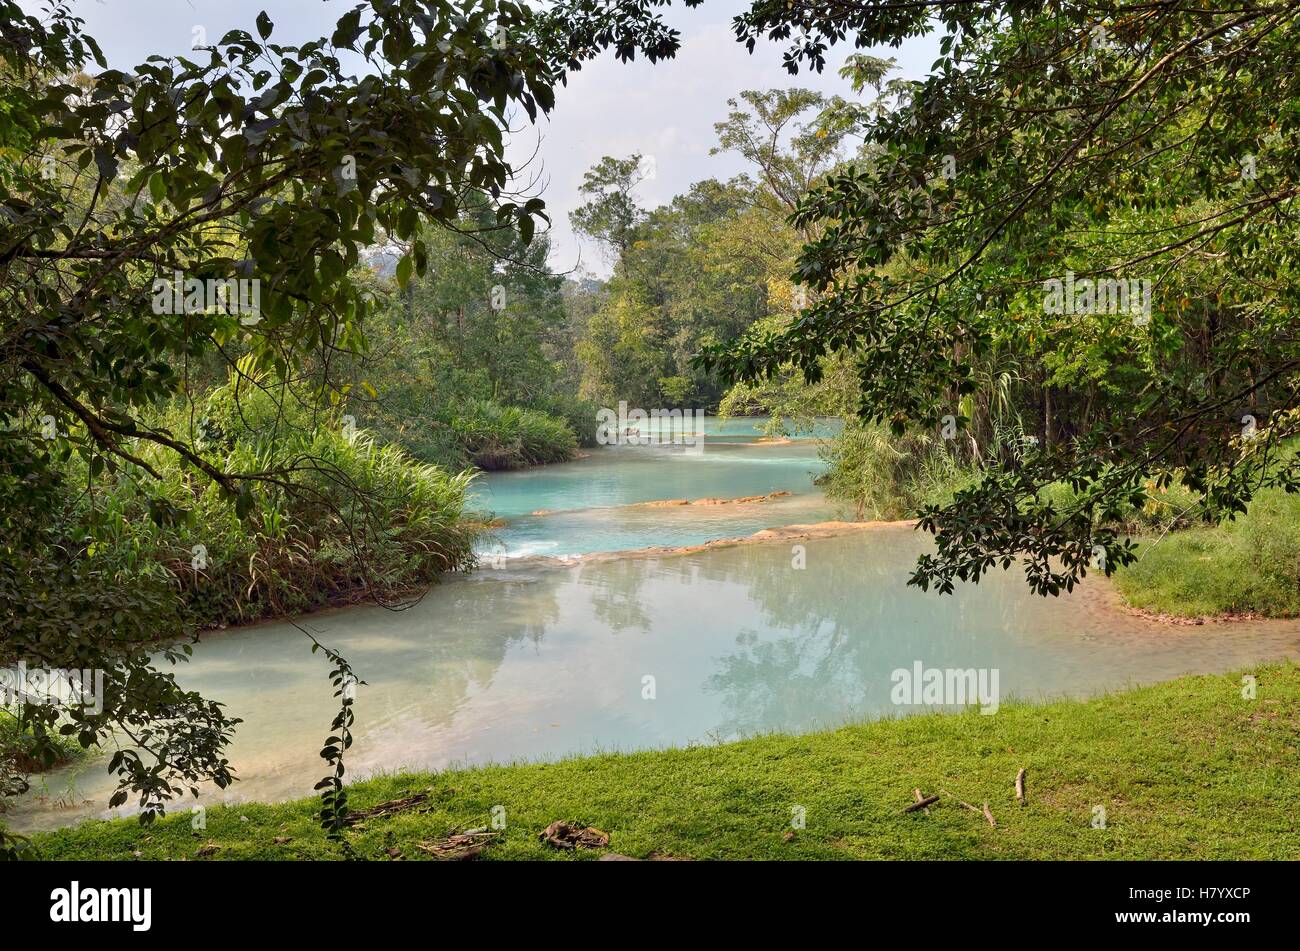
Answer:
448, 400, 578, 470
540, 394, 601, 448
68, 376, 483, 630
819, 424, 969, 519
1115, 487, 1300, 617
0, 711, 85, 785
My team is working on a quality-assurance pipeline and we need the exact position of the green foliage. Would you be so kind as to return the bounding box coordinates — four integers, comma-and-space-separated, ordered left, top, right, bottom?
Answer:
571, 180, 801, 408
700, 2, 1300, 599
0, 0, 583, 839
1117, 489, 1300, 618
717, 309, 859, 434
123, 377, 482, 628
820, 424, 971, 520
448, 401, 578, 471
568, 87, 849, 411
0, 709, 86, 795
0, 709, 86, 854
0, 433, 237, 831
540, 394, 602, 448
570, 154, 649, 258
340, 219, 584, 468
308, 636, 362, 854
711, 87, 849, 226
0, 0, 683, 838
3, 0, 559, 491
576, 291, 672, 406
0, 366, 481, 836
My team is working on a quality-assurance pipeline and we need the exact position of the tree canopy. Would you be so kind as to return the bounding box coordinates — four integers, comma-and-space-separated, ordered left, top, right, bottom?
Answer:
0, 0, 671, 841
697, 0, 1300, 596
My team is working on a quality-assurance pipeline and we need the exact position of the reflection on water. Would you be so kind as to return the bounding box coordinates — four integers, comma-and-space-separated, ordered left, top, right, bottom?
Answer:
12, 528, 1300, 831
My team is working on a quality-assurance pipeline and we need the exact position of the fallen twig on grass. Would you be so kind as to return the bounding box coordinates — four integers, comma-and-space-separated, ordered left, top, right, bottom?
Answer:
415, 830, 501, 861
1016, 768, 1026, 805
905, 794, 940, 813
341, 792, 431, 826
941, 789, 982, 815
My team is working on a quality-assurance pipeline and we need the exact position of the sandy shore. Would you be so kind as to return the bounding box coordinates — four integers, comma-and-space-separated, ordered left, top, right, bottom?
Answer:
636, 490, 793, 507
530, 490, 797, 516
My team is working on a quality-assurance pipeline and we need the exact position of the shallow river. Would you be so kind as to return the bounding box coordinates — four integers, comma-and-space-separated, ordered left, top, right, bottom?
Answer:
11, 420, 1300, 831
472, 439, 838, 557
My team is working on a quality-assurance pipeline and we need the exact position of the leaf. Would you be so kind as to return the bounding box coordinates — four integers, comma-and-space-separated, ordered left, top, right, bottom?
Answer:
331, 9, 363, 48
93, 148, 118, 183
256, 12, 273, 40
234, 486, 254, 520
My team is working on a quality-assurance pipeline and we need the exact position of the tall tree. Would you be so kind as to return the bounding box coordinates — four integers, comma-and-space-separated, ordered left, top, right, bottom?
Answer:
711, 87, 848, 229
698, 0, 1300, 597
570, 153, 651, 259
0, 0, 669, 840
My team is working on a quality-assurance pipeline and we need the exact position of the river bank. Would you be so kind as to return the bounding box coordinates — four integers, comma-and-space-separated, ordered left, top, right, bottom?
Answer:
27, 662, 1300, 860
9, 526, 1300, 834
11, 432, 1297, 838
503, 517, 916, 566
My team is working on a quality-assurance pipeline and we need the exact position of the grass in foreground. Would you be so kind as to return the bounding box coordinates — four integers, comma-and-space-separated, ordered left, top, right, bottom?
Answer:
26, 663, 1300, 861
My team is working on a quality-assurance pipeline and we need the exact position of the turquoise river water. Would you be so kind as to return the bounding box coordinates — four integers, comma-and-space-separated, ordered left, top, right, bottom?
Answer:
9, 418, 1300, 831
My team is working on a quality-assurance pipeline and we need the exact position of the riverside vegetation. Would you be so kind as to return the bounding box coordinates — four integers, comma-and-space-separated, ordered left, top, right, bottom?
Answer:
4, 0, 1300, 858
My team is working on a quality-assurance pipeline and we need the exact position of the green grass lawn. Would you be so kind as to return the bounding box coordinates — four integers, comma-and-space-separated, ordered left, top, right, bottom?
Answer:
1114, 530, 1290, 618
24, 663, 1300, 861
1115, 490, 1300, 618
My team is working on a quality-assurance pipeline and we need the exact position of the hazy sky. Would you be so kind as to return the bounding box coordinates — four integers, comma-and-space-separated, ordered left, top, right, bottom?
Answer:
32, 0, 938, 275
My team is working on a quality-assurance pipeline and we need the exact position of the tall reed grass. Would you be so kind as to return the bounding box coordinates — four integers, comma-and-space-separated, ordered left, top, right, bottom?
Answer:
448, 400, 578, 470
71, 376, 483, 630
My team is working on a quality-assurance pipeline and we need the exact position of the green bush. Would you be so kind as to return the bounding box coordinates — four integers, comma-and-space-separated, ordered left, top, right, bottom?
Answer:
448, 400, 578, 470
70, 377, 483, 630
1038, 475, 1204, 534
819, 424, 970, 519
1115, 488, 1300, 617
351, 378, 468, 470
1238, 491, 1300, 592
0, 710, 85, 784
540, 394, 601, 448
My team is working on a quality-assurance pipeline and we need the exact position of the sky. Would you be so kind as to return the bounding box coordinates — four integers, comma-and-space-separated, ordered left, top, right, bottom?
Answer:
31, 0, 939, 276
